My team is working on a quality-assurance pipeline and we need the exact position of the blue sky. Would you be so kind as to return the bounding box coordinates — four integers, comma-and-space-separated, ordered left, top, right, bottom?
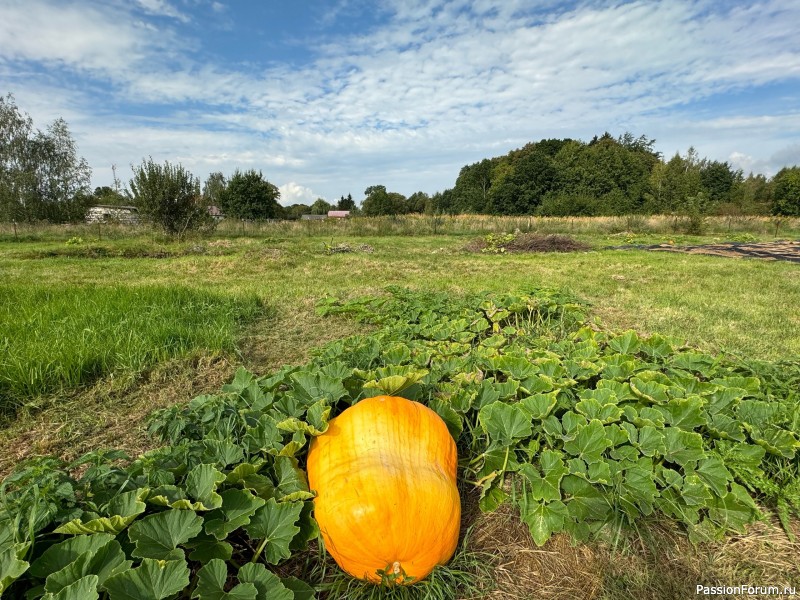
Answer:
1, 0, 799, 205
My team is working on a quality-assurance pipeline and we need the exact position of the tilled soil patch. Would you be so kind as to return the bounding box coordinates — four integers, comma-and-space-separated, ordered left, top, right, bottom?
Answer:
619, 240, 800, 263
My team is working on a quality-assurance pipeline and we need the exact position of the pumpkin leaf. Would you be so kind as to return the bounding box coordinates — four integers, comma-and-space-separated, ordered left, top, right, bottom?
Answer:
185, 533, 234, 564
427, 399, 464, 440
42, 574, 98, 600
244, 499, 303, 565
128, 509, 203, 560
237, 563, 293, 600
563, 420, 612, 464
662, 428, 706, 466
54, 489, 148, 535
664, 397, 707, 430
42, 540, 130, 594
561, 475, 612, 522
520, 393, 558, 420
0, 545, 29, 594
191, 559, 257, 600
29, 534, 114, 579
363, 372, 427, 396
519, 497, 569, 547
104, 558, 190, 600
244, 415, 283, 455
280, 576, 315, 600
205, 489, 266, 541
517, 450, 567, 502
478, 402, 533, 447
273, 456, 313, 502
608, 330, 641, 355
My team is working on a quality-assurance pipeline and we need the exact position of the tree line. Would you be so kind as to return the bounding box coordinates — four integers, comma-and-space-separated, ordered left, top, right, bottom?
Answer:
2, 94, 799, 234
406, 133, 798, 218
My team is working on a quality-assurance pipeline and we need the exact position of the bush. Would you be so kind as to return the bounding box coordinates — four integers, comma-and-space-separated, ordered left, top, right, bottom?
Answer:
127, 158, 213, 235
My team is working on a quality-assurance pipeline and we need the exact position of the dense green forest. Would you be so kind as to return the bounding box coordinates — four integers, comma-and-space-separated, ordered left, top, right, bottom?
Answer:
2, 93, 799, 227
411, 133, 798, 218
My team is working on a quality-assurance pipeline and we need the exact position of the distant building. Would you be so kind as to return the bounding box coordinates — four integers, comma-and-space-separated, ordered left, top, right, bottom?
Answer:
207, 205, 224, 221
86, 205, 139, 224
301, 214, 327, 220
327, 210, 350, 218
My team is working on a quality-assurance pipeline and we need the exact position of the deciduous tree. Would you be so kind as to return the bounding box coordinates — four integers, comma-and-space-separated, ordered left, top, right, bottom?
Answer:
127, 158, 210, 234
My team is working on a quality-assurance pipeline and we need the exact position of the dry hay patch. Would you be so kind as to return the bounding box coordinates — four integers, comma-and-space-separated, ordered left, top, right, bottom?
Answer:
466, 233, 591, 254
465, 493, 800, 600
0, 353, 236, 478
468, 499, 602, 600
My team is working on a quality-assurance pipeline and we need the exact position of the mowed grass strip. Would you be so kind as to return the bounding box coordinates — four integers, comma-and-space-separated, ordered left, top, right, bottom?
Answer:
0, 285, 266, 411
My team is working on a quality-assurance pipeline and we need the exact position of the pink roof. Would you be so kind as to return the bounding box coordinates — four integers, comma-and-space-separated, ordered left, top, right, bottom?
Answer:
327, 210, 350, 217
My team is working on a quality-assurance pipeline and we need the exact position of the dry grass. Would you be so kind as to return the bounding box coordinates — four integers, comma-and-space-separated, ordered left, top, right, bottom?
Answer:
0, 305, 365, 478
465, 233, 592, 254
470, 502, 602, 599
465, 504, 800, 600
0, 353, 236, 478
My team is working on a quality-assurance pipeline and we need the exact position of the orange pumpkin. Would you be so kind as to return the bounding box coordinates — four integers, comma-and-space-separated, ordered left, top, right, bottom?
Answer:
306, 395, 460, 584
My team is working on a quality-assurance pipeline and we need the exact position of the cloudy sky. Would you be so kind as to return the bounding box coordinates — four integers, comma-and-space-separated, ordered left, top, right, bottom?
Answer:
1, 0, 799, 205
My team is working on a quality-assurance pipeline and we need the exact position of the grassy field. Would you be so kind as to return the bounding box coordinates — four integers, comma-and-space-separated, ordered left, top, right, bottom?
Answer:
0, 285, 265, 412
0, 217, 798, 599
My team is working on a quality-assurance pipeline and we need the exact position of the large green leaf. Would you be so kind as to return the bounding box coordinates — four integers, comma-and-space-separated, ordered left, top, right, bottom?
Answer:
750, 426, 798, 459
629, 376, 670, 404
244, 415, 283, 455
183, 464, 226, 511
707, 483, 759, 533
363, 372, 427, 396
663, 397, 707, 431
608, 330, 640, 355
29, 534, 114, 578
273, 456, 314, 502
517, 450, 567, 502
191, 559, 257, 600
244, 499, 303, 565
54, 489, 148, 535
185, 532, 234, 564
634, 425, 666, 457
491, 355, 539, 380
237, 563, 293, 600
128, 509, 203, 560
205, 489, 266, 541
520, 393, 558, 420
42, 574, 99, 600
280, 576, 315, 600
561, 475, 612, 522
289, 371, 348, 405
519, 497, 569, 547
426, 399, 464, 440
680, 475, 713, 507
104, 558, 190, 600
662, 428, 706, 466
201, 440, 244, 468
0, 545, 29, 594
575, 398, 623, 424
563, 420, 612, 464
695, 457, 731, 497
43, 540, 130, 594
478, 402, 533, 447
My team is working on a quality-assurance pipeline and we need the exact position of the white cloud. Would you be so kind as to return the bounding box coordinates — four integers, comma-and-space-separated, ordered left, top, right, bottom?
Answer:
278, 182, 323, 206
135, 0, 191, 22
0, 0, 183, 76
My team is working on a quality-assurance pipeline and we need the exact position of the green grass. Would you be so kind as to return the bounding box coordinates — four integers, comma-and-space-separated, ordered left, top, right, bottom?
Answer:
0, 224, 798, 410
0, 284, 266, 411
